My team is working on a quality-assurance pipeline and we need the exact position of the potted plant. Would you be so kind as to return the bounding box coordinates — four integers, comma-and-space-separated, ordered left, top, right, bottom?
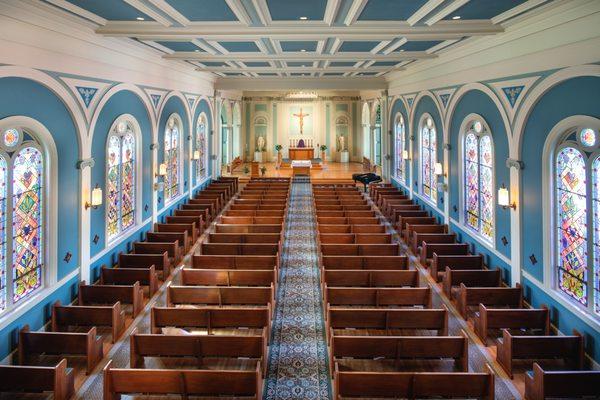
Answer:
275, 144, 283, 169
243, 166, 250, 175
320, 144, 328, 165
260, 165, 267, 176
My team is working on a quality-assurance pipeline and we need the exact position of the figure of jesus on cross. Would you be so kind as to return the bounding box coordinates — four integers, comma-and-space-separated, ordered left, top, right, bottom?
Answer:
293, 107, 310, 135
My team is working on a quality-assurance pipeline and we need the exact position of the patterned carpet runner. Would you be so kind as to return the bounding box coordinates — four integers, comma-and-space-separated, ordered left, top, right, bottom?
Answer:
264, 178, 332, 399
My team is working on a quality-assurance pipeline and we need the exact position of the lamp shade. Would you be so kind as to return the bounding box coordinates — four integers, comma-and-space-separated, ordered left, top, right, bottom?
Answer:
434, 162, 443, 176
498, 186, 510, 207
91, 186, 103, 207
192, 150, 200, 160
402, 150, 409, 159
158, 163, 167, 176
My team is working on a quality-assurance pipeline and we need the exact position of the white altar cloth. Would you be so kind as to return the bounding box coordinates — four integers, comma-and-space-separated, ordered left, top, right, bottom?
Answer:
291, 160, 312, 168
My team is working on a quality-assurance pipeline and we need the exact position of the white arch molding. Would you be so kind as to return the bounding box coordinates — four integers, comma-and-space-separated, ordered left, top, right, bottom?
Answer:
409, 91, 444, 136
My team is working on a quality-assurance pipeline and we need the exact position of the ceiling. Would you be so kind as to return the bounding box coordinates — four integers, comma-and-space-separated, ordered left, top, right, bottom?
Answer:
42, 0, 552, 80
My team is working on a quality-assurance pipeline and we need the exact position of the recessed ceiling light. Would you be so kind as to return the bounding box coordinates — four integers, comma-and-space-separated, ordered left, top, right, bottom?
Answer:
301, 49, 306, 52
136, 17, 145, 21
299, 16, 308, 20
452, 15, 461, 20
194, 49, 200, 52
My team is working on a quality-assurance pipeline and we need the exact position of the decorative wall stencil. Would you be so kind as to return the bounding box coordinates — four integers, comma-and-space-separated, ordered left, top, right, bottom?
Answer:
184, 94, 198, 112
150, 94, 161, 108
59, 77, 112, 124
64, 252, 72, 263
489, 76, 540, 123
403, 94, 417, 111
529, 254, 538, 265
143, 88, 169, 117
501, 236, 508, 246
144, 204, 149, 212
433, 88, 456, 116
93, 235, 99, 245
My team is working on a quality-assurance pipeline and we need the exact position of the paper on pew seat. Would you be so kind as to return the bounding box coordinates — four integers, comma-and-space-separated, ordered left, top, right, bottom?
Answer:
161, 327, 192, 336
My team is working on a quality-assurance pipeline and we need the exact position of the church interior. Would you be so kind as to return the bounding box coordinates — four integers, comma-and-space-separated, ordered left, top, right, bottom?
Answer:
0, 0, 599, 399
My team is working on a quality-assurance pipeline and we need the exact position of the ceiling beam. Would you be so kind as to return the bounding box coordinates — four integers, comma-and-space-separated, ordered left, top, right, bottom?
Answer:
324, 0, 342, 26
146, 0, 190, 26
164, 51, 435, 61
252, 0, 273, 25
199, 66, 402, 73
425, 0, 470, 26
123, 0, 172, 26
344, 0, 368, 25
96, 20, 503, 41
407, 0, 446, 26
224, 0, 252, 25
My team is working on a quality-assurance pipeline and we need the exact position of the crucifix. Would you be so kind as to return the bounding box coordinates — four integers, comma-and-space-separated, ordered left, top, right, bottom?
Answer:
293, 107, 310, 135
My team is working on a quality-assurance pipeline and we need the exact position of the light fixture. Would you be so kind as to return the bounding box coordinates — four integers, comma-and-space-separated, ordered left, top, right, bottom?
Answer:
301, 49, 306, 52
85, 184, 103, 210
452, 15, 461, 20
434, 162, 444, 176
136, 17, 145, 21
156, 163, 167, 177
192, 150, 200, 160
299, 16, 308, 20
498, 184, 516, 210
402, 150, 409, 160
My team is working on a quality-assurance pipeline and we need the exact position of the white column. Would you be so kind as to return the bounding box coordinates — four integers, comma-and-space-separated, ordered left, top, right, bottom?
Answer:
78, 158, 92, 284
509, 164, 522, 287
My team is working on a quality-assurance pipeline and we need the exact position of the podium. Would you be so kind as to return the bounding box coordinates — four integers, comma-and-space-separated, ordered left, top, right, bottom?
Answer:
251, 162, 259, 177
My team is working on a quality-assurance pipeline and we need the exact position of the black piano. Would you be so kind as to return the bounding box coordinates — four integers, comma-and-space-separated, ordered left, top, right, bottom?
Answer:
352, 172, 382, 192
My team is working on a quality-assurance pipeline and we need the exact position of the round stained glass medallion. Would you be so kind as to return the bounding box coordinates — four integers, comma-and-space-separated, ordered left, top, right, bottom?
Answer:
426, 117, 433, 129
579, 128, 596, 147
473, 121, 483, 134
3, 128, 20, 148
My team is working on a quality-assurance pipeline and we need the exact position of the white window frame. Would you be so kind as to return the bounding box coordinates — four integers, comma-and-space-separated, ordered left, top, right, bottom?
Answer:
418, 113, 438, 206
394, 112, 406, 183
195, 112, 208, 186
164, 113, 183, 206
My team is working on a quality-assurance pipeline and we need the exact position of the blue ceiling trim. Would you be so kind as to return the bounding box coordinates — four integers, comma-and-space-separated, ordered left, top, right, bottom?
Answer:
156, 41, 203, 52
224, 73, 245, 76
358, 0, 429, 21
330, 61, 356, 67
290, 73, 310, 76
323, 72, 344, 76
63, 0, 153, 21
266, 0, 327, 20
163, 0, 238, 21
371, 61, 399, 67
287, 62, 312, 67
443, 0, 528, 20
439, 93, 450, 107
219, 41, 261, 52
150, 94, 162, 109
338, 41, 379, 52
396, 40, 443, 51
75, 87, 98, 108
244, 61, 271, 67
201, 61, 229, 67
280, 41, 318, 52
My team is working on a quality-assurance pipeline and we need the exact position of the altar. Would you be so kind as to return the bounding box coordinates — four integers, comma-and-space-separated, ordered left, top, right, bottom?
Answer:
291, 160, 311, 176
289, 147, 314, 160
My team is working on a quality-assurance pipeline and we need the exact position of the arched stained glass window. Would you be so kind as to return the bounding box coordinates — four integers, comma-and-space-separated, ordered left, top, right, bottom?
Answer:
195, 114, 207, 183
420, 116, 437, 202
395, 115, 405, 182
463, 118, 494, 242
0, 126, 47, 315
553, 125, 600, 316
106, 117, 136, 241
164, 115, 181, 201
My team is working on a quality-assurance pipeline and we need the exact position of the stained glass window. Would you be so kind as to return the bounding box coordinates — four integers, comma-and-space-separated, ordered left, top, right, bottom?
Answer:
12, 146, 43, 303
592, 156, 600, 313
195, 115, 207, 183
106, 120, 136, 241
395, 115, 405, 182
164, 117, 180, 201
420, 117, 437, 202
463, 120, 494, 242
0, 156, 6, 311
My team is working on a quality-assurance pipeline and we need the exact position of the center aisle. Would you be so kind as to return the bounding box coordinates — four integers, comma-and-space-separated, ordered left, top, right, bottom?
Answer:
265, 178, 332, 399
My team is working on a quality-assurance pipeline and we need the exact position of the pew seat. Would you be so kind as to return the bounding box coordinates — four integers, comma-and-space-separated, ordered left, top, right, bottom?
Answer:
181, 268, 277, 287
524, 363, 600, 400
78, 281, 144, 317
321, 255, 408, 270
474, 304, 550, 342
0, 359, 74, 400
322, 270, 419, 288
325, 286, 432, 310
100, 265, 159, 296
51, 301, 125, 343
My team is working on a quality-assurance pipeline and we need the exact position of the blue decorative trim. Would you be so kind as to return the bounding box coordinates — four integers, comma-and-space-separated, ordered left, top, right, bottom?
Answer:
76, 86, 98, 107
501, 85, 524, 107
439, 93, 450, 108
150, 94, 161, 108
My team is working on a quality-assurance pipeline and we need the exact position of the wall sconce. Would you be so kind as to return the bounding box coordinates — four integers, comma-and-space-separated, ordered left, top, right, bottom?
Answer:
498, 184, 516, 210
156, 163, 167, 177
192, 150, 200, 160
85, 184, 103, 210
434, 162, 445, 177
402, 150, 410, 160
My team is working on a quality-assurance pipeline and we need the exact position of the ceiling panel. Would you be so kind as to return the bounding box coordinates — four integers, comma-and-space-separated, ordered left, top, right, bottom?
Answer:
443, 0, 529, 20
280, 41, 319, 52
156, 41, 203, 52
163, 0, 238, 21
219, 41, 261, 52
244, 61, 272, 67
358, 0, 429, 21
266, 0, 327, 21
64, 0, 152, 21
371, 61, 399, 67
338, 41, 380, 52
396, 40, 443, 51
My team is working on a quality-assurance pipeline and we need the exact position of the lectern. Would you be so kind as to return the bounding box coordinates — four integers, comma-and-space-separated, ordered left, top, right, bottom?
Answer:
251, 162, 259, 177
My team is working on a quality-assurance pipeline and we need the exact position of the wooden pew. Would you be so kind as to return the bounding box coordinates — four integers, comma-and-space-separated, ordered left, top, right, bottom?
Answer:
215, 224, 282, 234
397, 216, 437, 237
497, 329, 583, 378
392, 209, 429, 224
19, 325, 103, 375
317, 216, 379, 225
322, 270, 419, 288
420, 243, 470, 265
119, 252, 170, 279
181, 268, 277, 287
175, 208, 210, 225
225, 210, 285, 217
103, 359, 263, 400
0, 359, 74, 400
154, 223, 196, 246
324, 286, 432, 310
333, 364, 495, 400
207, 233, 281, 244
164, 216, 202, 236
318, 233, 392, 244
220, 216, 283, 225
330, 332, 469, 375
181, 203, 214, 221
317, 224, 386, 234
132, 241, 181, 266
100, 265, 159, 297
524, 363, 600, 400
193, 255, 278, 271
78, 281, 144, 317
150, 306, 271, 338
474, 304, 550, 342
166, 284, 275, 309
321, 244, 401, 256
403, 223, 447, 244
412, 232, 456, 254
431, 254, 484, 282
456, 283, 523, 318
51, 301, 125, 343
129, 327, 267, 375
200, 243, 279, 256
442, 268, 502, 297
321, 255, 408, 270
146, 231, 189, 253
